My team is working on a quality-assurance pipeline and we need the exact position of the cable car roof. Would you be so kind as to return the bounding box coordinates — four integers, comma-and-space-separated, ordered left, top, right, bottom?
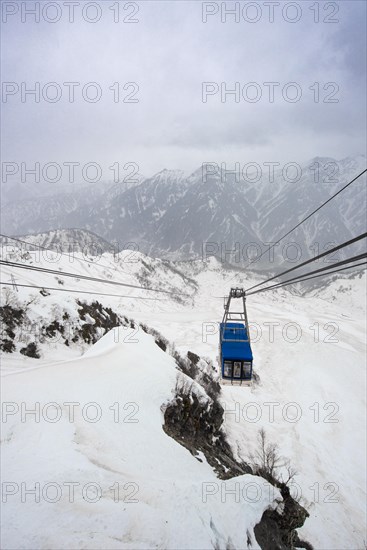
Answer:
220, 322, 253, 361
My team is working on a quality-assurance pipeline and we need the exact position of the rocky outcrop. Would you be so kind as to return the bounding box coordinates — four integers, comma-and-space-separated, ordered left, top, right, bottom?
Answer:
254, 485, 312, 550
162, 350, 312, 550
163, 386, 251, 479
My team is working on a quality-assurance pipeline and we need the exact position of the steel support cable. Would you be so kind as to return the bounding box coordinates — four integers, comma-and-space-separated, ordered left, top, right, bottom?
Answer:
0, 281, 165, 300
246, 231, 367, 292
0, 259, 190, 296
242, 168, 367, 270
213, 258, 367, 299
0, 233, 122, 273
246, 252, 367, 296
247, 261, 367, 294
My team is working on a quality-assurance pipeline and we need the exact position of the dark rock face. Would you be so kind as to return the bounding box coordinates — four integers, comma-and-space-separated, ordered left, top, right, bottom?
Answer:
162, 349, 313, 550
187, 350, 200, 365
0, 299, 129, 353
69, 301, 128, 346
173, 350, 221, 401
278, 486, 310, 536
20, 342, 40, 358
163, 388, 251, 480
140, 323, 169, 352
252, 468, 313, 550
254, 514, 289, 550
163, 348, 249, 479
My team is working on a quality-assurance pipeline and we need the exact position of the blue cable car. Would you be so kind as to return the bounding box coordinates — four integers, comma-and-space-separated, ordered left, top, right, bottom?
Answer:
219, 288, 253, 386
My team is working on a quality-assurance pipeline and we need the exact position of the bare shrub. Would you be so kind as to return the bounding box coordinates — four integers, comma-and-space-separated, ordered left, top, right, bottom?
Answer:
249, 428, 297, 487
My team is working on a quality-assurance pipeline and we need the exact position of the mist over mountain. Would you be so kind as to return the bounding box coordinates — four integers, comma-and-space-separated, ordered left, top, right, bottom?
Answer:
2, 3, 366, 549
5, 229, 116, 256
1, 156, 366, 269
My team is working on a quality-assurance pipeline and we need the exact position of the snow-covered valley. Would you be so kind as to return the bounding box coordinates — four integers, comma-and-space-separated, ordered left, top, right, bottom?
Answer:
1, 246, 366, 550
3, 0, 366, 547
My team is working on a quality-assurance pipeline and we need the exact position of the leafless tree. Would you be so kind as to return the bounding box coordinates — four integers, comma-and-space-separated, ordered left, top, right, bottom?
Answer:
249, 428, 297, 486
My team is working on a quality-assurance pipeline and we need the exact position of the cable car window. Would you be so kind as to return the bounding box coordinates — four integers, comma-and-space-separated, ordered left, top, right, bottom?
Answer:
224, 361, 232, 377
243, 362, 252, 378
233, 361, 241, 378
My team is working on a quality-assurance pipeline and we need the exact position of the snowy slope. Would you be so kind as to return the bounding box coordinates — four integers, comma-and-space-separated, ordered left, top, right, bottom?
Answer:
1, 248, 366, 549
1, 328, 280, 550
123, 265, 367, 550
0, 244, 197, 308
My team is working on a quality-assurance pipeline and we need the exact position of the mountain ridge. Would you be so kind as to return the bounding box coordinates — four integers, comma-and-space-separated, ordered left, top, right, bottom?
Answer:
1, 155, 366, 268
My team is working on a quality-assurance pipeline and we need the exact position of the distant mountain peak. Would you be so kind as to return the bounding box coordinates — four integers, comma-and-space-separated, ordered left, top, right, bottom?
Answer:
2, 155, 365, 269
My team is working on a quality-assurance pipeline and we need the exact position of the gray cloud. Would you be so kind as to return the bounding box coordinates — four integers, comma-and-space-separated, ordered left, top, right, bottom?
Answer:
1, 0, 366, 179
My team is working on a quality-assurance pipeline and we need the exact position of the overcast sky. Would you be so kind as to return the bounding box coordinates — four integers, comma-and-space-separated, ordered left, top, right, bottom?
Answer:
1, 0, 366, 182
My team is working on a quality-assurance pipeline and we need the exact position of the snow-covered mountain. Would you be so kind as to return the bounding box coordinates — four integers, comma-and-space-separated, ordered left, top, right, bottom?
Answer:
2, 157, 366, 269
5, 229, 115, 256
1, 323, 286, 550
0, 176, 144, 236
1, 244, 366, 549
